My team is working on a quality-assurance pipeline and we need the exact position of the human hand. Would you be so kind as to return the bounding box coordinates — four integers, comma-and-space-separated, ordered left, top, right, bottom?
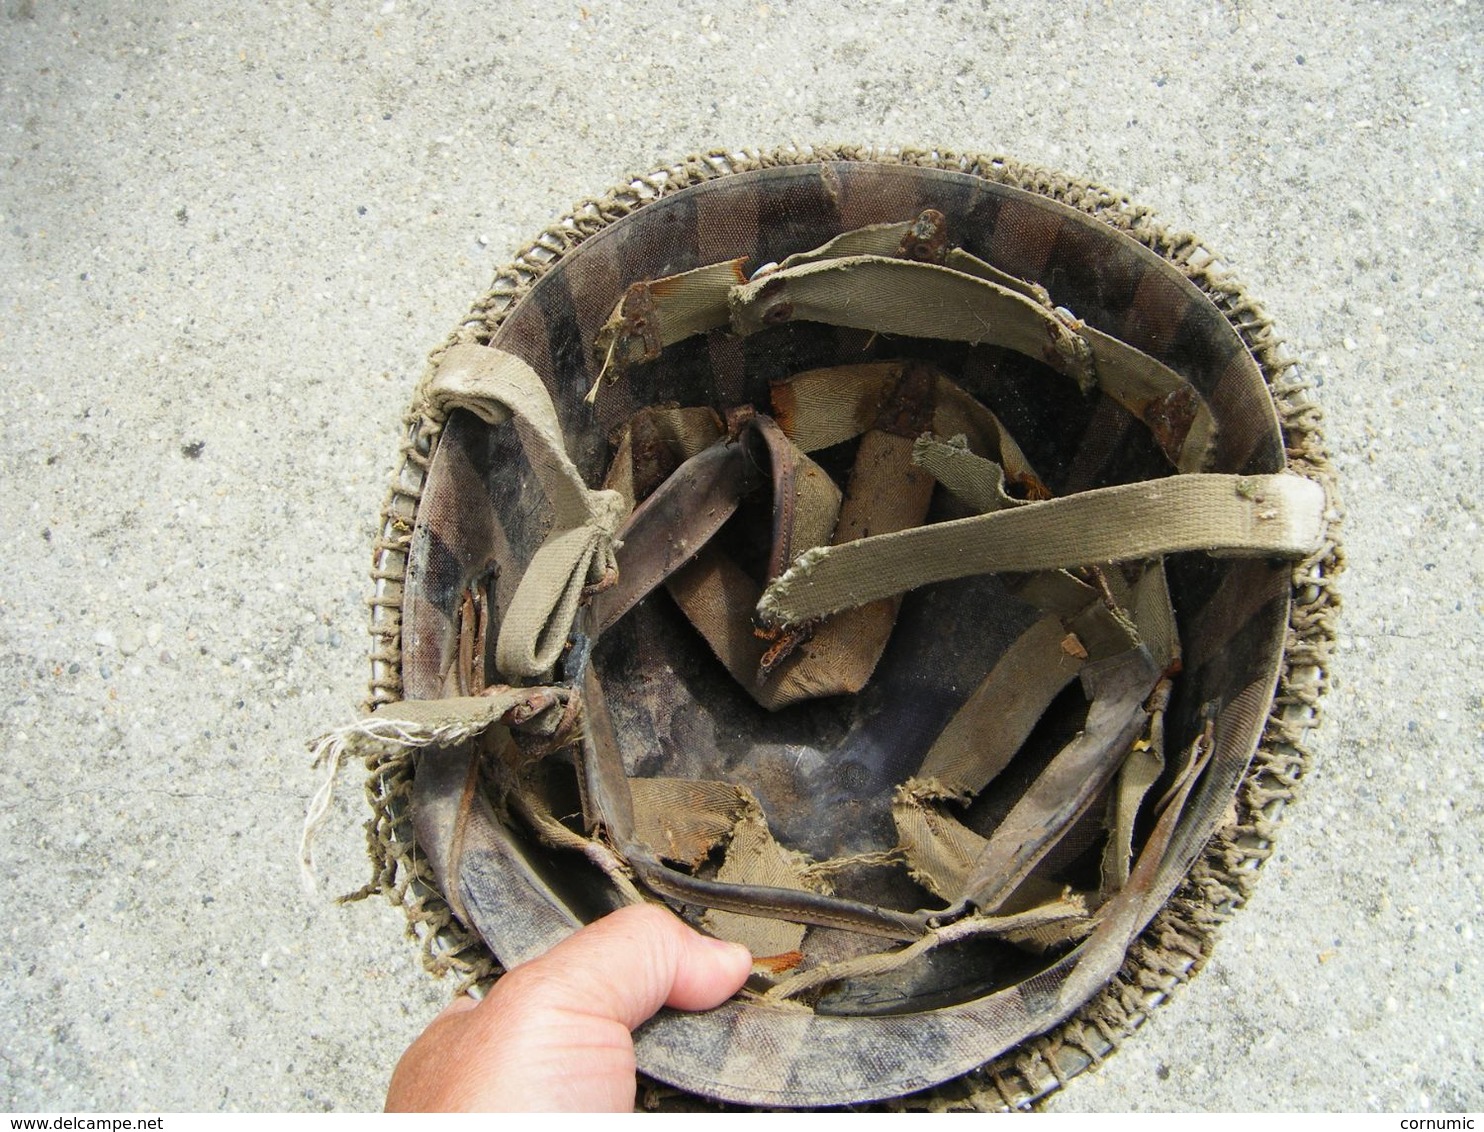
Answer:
385, 903, 753, 1112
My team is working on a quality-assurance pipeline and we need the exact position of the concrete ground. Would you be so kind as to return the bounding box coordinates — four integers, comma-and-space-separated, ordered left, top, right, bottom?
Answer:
1, 0, 1479, 1113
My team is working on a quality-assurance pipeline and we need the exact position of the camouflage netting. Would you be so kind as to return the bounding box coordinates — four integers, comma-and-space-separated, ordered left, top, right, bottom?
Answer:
339, 144, 1342, 1111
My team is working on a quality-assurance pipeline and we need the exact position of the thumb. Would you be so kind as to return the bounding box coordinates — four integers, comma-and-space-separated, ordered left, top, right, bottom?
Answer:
386, 905, 751, 1111
498, 903, 752, 1028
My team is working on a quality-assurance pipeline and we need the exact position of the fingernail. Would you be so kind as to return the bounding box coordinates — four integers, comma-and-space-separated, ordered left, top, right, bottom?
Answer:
701, 934, 751, 961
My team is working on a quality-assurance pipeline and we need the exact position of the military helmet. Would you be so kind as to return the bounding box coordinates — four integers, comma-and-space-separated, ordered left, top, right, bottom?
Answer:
341, 147, 1339, 1109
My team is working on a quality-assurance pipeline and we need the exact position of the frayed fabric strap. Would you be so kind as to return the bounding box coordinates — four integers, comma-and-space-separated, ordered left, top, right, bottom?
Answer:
422, 344, 630, 677
574, 631, 932, 941
758, 472, 1327, 628
590, 216, 1217, 474
728, 254, 1217, 473
300, 688, 555, 891
772, 362, 1046, 497
950, 646, 1161, 914
591, 257, 749, 394
772, 215, 1056, 311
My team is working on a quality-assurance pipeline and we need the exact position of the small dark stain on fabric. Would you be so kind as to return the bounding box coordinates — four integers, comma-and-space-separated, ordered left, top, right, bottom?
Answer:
182, 440, 206, 459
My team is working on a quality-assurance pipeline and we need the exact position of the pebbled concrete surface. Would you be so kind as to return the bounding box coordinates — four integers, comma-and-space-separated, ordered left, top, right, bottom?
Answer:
1, 0, 1479, 1113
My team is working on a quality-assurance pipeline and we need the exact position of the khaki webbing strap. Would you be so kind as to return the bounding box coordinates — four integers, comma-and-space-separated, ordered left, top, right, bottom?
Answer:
732, 254, 1092, 388
912, 436, 1177, 662
670, 545, 911, 711
770, 363, 893, 452
424, 345, 606, 542
629, 777, 752, 870
1079, 321, 1217, 471
601, 384, 956, 709
703, 811, 813, 959
912, 614, 1086, 800
597, 414, 850, 708
1097, 574, 1179, 895
893, 781, 992, 902
667, 422, 928, 708
757, 472, 1327, 629
1054, 716, 1219, 1015
422, 344, 631, 677
771, 212, 1053, 304
589, 217, 1216, 473
951, 647, 1161, 915
890, 612, 1140, 910
590, 256, 750, 395
728, 254, 1219, 472
771, 363, 1043, 493
497, 519, 627, 678
587, 211, 1050, 353
888, 436, 1177, 911
911, 434, 1023, 514
773, 218, 925, 270
1128, 560, 1180, 674
587, 211, 1039, 391
302, 684, 560, 889
365, 688, 538, 732
913, 433, 1175, 652
664, 548, 782, 705
1101, 680, 1171, 894
755, 405, 937, 701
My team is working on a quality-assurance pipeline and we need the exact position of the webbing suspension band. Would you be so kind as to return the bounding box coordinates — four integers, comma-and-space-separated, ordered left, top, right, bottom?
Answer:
593, 213, 1219, 473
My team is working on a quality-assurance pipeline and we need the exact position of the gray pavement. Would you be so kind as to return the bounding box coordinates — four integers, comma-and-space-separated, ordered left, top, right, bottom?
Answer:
1, 0, 1479, 1113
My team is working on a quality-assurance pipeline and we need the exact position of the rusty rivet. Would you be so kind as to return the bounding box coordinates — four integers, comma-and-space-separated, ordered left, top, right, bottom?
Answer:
898, 208, 950, 264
